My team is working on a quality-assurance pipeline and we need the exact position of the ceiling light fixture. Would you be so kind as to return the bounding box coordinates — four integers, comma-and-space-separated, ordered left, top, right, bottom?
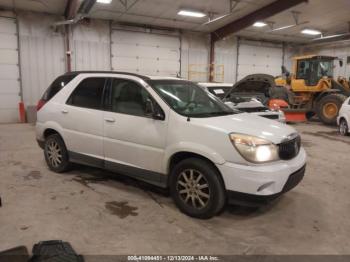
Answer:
97, 0, 112, 4
178, 9, 206, 18
301, 29, 322, 35
312, 34, 344, 41
253, 21, 267, 27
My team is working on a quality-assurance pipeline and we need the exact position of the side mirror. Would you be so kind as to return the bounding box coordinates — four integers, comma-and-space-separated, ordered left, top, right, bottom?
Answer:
145, 99, 165, 120
339, 60, 343, 67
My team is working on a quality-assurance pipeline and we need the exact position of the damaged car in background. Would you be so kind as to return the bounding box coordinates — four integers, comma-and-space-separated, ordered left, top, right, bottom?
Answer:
199, 74, 287, 123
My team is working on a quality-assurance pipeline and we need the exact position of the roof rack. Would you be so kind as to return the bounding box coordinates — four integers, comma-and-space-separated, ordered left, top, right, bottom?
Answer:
64, 71, 151, 80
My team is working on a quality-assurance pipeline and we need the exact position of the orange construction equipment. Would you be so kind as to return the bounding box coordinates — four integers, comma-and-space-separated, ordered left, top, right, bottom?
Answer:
274, 55, 349, 125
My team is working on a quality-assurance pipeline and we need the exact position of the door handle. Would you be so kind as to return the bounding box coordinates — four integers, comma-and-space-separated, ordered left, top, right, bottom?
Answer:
104, 117, 116, 123
61, 109, 68, 114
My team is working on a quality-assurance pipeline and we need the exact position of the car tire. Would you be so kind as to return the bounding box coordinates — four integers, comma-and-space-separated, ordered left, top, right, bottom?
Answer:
316, 94, 347, 125
44, 134, 71, 173
169, 158, 226, 219
339, 119, 349, 136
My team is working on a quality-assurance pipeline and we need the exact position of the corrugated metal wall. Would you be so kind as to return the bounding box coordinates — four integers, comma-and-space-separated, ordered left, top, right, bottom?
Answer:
0, 10, 293, 123
71, 20, 111, 71
181, 32, 210, 82
19, 12, 66, 108
214, 36, 237, 83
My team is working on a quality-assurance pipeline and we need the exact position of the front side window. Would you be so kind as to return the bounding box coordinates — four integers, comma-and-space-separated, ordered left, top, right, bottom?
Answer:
109, 79, 156, 117
67, 78, 105, 110
148, 80, 236, 118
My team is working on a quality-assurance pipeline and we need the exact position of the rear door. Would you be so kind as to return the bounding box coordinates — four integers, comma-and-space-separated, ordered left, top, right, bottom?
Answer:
60, 77, 106, 165
103, 77, 168, 177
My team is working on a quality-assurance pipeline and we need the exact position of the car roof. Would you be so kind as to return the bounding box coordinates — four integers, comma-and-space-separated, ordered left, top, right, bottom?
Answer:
146, 76, 185, 81
64, 71, 184, 81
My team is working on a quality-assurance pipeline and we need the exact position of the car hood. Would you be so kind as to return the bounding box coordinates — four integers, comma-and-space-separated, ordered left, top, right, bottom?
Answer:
194, 112, 296, 144
224, 74, 275, 99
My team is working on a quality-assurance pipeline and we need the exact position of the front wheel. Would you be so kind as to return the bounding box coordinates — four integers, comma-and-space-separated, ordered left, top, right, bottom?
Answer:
339, 119, 349, 136
169, 158, 226, 219
44, 134, 71, 173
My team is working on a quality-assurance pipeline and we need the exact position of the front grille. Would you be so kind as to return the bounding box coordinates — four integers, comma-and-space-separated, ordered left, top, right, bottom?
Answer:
278, 134, 301, 160
262, 114, 279, 120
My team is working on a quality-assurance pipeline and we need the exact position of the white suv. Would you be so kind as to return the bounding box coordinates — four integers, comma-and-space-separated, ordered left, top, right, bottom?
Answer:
338, 97, 350, 136
36, 71, 307, 218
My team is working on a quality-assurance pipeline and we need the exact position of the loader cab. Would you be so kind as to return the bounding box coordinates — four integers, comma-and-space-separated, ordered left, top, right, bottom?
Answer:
295, 56, 335, 86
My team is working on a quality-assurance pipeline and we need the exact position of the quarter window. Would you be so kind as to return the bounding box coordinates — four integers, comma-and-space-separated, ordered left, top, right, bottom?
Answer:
67, 78, 105, 110
42, 74, 77, 102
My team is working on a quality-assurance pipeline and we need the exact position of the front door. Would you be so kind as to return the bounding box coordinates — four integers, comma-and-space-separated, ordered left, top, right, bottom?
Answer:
103, 77, 168, 181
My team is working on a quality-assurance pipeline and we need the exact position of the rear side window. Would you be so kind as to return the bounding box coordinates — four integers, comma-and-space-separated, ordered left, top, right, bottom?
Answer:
67, 77, 106, 110
42, 74, 76, 101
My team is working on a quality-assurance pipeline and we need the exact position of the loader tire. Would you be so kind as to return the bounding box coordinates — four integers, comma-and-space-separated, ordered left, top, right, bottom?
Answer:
316, 93, 347, 125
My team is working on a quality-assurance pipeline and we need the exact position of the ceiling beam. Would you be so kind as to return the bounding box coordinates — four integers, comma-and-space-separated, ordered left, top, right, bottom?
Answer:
211, 0, 308, 42
64, 0, 79, 19
77, 0, 97, 15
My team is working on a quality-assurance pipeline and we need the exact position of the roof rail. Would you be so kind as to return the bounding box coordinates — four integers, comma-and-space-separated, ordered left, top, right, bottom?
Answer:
64, 71, 151, 80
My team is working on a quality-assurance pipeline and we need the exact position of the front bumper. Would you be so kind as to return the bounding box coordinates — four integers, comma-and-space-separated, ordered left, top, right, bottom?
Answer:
216, 147, 306, 205
227, 164, 306, 206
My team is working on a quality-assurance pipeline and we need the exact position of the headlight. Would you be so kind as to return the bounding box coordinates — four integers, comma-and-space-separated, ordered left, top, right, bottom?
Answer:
229, 133, 279, 163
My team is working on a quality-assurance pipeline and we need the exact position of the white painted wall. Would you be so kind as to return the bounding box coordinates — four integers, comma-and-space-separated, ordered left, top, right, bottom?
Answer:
71, 19, 111, 71
18, 12, 66, 108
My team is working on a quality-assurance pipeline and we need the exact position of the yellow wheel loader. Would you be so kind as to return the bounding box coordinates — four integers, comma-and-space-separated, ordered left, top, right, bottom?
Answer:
275, 55, 349, 125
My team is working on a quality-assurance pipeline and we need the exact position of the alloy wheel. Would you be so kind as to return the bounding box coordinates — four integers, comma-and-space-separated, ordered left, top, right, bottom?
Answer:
340, 120, 348, 135
176, 169, 211, 209
46, 140, 63, 168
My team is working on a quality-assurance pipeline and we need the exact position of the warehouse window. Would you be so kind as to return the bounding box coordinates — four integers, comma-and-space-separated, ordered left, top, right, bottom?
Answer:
110, 79, 153, 117
67, 78, 105, 110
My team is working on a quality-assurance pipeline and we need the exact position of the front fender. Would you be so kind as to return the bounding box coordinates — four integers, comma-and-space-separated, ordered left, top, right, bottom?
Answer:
163, 142, 226, 173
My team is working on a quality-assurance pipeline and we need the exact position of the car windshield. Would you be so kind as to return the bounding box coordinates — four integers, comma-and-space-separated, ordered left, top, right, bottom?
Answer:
148, 80, 238, 118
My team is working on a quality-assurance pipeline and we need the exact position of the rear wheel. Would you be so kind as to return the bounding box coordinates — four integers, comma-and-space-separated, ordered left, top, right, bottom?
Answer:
316, 94, 347, 125
44, 134, 71, 173
169, 158, 226, 219
339, 119, 349, 136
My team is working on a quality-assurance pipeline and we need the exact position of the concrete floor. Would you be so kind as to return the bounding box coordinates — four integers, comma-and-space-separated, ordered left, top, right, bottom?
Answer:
0, 122, 350, 255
